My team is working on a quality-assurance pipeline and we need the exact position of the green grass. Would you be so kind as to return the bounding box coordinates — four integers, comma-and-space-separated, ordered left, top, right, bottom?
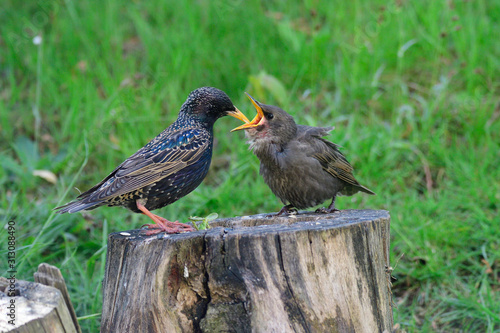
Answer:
1, 0, 499, 331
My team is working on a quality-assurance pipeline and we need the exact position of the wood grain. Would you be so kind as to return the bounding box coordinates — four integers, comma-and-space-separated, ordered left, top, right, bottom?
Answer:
0, 276, 78, 333
101, 209, 392, 333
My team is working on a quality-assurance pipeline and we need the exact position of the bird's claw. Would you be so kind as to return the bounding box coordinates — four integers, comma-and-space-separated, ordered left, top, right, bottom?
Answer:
141, 221, 195, 236
315, 207, 340, 214
269, 205, 298, 217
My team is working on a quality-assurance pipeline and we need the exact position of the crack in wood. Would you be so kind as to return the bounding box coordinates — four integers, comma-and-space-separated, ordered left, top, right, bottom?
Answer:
363, 221, 384, 331
191, 233, 212, 332
108, 241, 128, 324
100, 210, 392, 332
277, 232, 310, 333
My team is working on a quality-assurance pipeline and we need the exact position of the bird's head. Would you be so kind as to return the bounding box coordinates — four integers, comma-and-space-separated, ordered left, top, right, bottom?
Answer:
231, 93, 297, 145
182, 87, 249, 125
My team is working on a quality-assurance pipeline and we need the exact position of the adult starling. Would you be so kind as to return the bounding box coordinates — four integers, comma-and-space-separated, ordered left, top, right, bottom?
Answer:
232, 93, 375, 216
55, 87, 250, 234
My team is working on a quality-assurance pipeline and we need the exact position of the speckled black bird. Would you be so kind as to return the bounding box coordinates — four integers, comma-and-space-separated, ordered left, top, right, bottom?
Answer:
55, 87, 249, 234
232, 93, 375, 216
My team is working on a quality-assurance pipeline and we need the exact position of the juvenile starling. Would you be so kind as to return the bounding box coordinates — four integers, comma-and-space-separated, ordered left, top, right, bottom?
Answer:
56, 87, 249, 234
232, 93, 375, 216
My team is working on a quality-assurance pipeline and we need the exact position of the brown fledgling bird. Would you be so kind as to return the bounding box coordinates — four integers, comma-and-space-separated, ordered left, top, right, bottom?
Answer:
232, 93, 375, 216
55, 87, 249, 234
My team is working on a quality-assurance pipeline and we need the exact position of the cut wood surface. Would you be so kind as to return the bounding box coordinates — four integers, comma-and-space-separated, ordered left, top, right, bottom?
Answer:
101, 209, 392, 333
34, 263, 81, 333
0, 265, 79, 333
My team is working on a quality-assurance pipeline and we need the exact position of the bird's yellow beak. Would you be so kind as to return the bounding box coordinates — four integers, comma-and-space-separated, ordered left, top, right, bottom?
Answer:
231, 93, 265, 132
226, 107, 251, 124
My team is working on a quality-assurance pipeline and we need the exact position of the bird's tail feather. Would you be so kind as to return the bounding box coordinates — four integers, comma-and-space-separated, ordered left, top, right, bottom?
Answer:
54, 200, 102, 214
358, 185, 376, 195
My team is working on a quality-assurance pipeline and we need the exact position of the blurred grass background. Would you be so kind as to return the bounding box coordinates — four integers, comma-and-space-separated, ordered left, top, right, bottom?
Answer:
1, 0, 499, 331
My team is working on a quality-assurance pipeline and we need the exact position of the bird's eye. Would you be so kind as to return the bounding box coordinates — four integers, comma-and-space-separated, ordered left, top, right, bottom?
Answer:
265, 112, 274, 120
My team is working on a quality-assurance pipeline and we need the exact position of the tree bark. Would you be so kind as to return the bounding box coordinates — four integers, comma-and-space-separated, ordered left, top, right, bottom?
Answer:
101, 209, 392, 333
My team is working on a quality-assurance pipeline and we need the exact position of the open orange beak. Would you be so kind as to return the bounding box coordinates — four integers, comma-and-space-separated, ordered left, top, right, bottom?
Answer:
231, 93, 265, 132
226, 107, 251, 124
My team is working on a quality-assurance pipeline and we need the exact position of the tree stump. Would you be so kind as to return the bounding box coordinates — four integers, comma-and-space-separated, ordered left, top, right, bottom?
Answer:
0, 264, 80, 333
101, 209, 392, 333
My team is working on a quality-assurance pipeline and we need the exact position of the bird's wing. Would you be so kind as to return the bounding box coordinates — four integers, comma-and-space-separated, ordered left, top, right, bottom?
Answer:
78, 127, 211, 202
296, 125, 334, 141
312, 140, 361, 187
297, 125, 362, 187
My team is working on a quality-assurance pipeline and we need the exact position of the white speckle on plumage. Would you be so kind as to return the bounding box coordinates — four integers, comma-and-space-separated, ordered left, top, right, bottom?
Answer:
55, 87, 247, 235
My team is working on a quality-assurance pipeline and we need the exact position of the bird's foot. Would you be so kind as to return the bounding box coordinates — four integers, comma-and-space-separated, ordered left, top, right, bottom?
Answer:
142, 215, 195, 235
268, 205, 298, 217
315, 207, 340, 214
142, 220, 195, 236
155, 216, 195, 230
136, 200, 195, 235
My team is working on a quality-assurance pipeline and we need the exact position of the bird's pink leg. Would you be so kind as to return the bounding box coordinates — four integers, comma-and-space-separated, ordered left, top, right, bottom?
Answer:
150, 212, 194, 229
136, 200, 194, 235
